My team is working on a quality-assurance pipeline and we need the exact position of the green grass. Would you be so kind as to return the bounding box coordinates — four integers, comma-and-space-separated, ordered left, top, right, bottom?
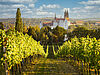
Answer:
21, 58, 80, 75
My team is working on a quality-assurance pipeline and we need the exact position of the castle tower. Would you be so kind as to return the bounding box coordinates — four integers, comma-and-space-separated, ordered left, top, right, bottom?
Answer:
64, 9, 69, 19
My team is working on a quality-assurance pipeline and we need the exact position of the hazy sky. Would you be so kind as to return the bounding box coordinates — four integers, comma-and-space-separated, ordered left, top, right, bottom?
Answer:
0, 0, 100, 19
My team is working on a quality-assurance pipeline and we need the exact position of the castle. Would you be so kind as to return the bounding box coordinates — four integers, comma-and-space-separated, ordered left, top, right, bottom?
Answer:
40, 9, 70, 29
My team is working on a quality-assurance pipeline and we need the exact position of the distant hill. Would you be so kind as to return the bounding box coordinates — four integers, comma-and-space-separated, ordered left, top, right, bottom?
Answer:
70, 18, 100, 22
0, 18, 54, 27
0, 18, 100, 28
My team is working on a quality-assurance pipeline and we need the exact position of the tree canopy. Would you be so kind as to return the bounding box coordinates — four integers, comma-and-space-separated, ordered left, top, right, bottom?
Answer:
15, 8, 23, 32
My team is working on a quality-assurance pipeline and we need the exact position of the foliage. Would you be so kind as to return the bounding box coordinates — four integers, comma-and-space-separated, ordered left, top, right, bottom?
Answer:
69, 27, 89, 38
67, 26, 100, 40
28, 25, 40, 41
0, 29, 45, 70
23, 23, 28, 34
84, 22, 89, 26
15, 8, 23, 32
91, 28, 100, 39
56, 36, 100, 69
52, 26, 67, 44
40, 26, 67, 45
0, 22, 4, 30
40, 26, 51, 45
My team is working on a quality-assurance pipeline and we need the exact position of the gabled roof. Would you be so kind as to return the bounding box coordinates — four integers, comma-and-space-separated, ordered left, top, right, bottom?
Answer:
56, 18, 65, 21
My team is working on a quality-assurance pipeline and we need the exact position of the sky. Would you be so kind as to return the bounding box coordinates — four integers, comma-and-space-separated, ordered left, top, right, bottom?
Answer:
0, 0, 100, 19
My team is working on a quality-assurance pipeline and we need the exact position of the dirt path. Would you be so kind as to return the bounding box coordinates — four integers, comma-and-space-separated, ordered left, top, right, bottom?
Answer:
22, 58, 80, 75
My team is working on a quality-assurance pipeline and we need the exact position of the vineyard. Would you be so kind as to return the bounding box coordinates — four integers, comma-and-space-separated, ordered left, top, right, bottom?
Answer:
0, 29, 100, 75
56, 36, 100, 75
0, 29, 46, 74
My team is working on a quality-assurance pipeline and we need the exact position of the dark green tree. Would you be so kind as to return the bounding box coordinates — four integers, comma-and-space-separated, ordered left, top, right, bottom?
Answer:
15, 8, 23, 32
23, 23, 28, 34
28, 26, 40, 41
40, 26, 51, 45
52, 26, 67, 44
0, 22, 4, 30
67, 27, 92, 40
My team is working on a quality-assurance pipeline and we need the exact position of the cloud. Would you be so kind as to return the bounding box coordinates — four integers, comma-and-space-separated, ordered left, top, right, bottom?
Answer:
0, 3, 57, 18
79, 0, 100, 5
0, 0, 37, 18
43, 4, 60, 9
0, 3, 31, 18
69, 0, 100, 18
12, 4, 27, 8
29, 4, 35, 8
37, 4, 60, 11
0, 4, 27, 13
77, 0, 100, 13
84, 6, 95, 9
71, 5, 99, 14
1, 13, 15, 18
36, 11, 48, 15
72, 7, 81, 10
36, 11, 54, 16
37, 6, 43, 11
0, 0, 37, 3
35, 4, 61, 17
2, 0, 100, 19
71, 7, 100, 18
24, 11, 33, 14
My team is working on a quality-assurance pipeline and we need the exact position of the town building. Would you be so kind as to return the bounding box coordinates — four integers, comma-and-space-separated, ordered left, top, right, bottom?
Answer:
40, 10, 70, 29
75, 21, 84, 25
95, 22, 100, 26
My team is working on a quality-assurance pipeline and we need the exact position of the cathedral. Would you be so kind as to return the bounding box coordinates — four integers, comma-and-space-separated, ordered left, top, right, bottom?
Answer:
40, 9, 70, 29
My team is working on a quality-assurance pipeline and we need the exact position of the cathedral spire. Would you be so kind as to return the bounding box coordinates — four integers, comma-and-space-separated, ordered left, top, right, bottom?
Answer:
64, 9, 69, 19
55, 13, 56, 20
67, 9, 69, 18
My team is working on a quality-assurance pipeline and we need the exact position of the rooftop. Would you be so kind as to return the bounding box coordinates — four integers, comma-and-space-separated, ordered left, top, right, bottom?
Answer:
56, 18, 65, 21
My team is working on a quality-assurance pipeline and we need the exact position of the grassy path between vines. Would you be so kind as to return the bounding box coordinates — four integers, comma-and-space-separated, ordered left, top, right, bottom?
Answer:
22, 58, 80, 75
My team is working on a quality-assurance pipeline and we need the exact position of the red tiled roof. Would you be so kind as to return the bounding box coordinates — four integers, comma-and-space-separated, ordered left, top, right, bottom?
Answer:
71, 23, 76, 24
56, 18, 65, 21
96, 22, 100, 24
43, 21, 52, 24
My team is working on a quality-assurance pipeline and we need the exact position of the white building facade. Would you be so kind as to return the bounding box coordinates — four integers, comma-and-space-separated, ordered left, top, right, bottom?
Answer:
40, 10, 70, 30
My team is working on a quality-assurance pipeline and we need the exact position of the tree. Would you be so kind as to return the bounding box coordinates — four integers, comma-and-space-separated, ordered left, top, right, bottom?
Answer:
28, 26, 40, 41
52, 26, 67, 44
15, 8, 23, 32
91, 28, 100, 39
67, 27, 92, 40
23, 23, 28, 34
40, 26, 51, 45
0, 22, 4, 30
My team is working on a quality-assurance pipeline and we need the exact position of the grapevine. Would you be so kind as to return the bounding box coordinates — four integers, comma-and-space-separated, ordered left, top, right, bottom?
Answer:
56, 36, 100, 70
0, 29, 45, 70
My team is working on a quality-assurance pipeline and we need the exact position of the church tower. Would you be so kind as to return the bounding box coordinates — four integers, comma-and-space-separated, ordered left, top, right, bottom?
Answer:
64, 10, 69, 19
55, 13, 56, 20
